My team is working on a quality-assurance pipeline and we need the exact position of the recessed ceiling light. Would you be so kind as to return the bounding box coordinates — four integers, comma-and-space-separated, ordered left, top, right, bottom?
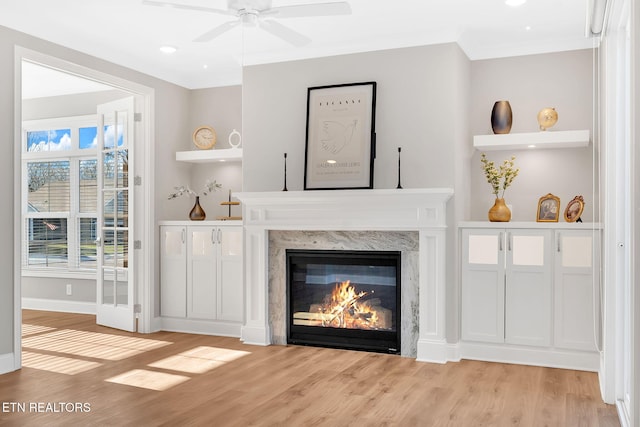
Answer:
326, 160, 337, 164
159, 46, 177, 54
525, 25, 532, 31
505, 0, 526, 6
528, 144, 536, 148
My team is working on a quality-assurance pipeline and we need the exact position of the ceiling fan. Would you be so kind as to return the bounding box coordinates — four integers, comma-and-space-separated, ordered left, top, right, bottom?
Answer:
143, 0, 352, 47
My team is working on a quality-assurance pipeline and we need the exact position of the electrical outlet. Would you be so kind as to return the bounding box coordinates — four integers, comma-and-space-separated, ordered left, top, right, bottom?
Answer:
66, 284, 72, 296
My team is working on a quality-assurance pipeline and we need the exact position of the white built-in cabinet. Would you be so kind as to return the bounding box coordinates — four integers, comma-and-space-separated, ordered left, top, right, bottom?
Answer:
460, 223, 600, 371
159, 221, 243, 336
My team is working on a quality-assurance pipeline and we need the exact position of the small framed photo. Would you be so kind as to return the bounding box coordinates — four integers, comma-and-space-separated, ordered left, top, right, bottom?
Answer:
536, 193, 561, 222
564, 195, 585, 223
304, 81, 377, 190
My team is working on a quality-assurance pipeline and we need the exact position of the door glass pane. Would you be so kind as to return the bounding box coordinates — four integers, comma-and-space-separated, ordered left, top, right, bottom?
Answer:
116, 230, 128, 269
103, 124, 124, 149
468, 235, 498, 265
164, 230, 184, 256
192, 230, 213, 257
116, 279, 128, 307
562, 236, 592, 268
512, 235, 544, 266
103, 269, 115, 305
116, 190, 128, 227
221, 228, 242, 256
103, 229, 115, 267
102, 152, 116, 189
116, 267, 128, 307
117, 149, 128, 188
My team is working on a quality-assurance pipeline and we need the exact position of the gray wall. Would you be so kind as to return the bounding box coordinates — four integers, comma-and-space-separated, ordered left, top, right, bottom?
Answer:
469, 49, 597, 222
242, 43, 470, 192
0, 26, 16, 356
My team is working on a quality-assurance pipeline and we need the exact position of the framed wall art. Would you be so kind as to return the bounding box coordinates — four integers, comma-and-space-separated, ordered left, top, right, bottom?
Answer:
304, 81, 377, 190
536, 193, 561, 222
564, 195, 585, 222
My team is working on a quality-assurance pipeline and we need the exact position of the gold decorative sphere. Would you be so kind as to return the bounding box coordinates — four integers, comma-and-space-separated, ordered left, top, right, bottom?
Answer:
537, 107, 558, 131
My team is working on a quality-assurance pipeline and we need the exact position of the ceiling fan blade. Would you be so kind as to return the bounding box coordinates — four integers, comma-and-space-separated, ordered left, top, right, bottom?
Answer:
193, 20, 240, 42
266, 2, 352, 18
259, 20, 311, 47
142, 0, 233, 16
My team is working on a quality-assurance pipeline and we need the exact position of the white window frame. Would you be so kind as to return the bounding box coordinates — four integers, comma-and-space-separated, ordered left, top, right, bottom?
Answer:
22, 114, 99, 278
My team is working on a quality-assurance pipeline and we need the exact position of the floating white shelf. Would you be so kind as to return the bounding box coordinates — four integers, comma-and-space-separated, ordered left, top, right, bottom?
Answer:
175, 148, 243, 163
473, 129, 590, 151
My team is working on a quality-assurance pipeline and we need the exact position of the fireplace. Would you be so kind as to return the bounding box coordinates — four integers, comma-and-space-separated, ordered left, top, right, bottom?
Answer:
286, 249, 401, 354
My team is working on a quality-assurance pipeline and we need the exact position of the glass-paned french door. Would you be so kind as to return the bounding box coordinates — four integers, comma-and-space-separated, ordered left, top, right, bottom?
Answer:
96, 97, 135, 332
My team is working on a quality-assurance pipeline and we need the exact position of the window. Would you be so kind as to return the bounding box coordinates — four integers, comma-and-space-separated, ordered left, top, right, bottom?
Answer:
23, 116, 98, 273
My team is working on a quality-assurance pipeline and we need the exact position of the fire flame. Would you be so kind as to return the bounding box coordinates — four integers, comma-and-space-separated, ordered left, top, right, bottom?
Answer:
320, 281, 380, 329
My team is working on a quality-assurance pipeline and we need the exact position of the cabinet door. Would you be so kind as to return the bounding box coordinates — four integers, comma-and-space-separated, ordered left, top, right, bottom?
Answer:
217, 226, 244, 322
187, 226, 217, 320
554, 230, 599, 351
461, 229, 505, 343
505, 229, 553, 346
160, 226, 187, 317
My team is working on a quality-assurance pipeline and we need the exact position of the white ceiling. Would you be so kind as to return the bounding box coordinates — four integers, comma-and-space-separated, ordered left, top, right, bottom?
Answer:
3, 0, 597, 90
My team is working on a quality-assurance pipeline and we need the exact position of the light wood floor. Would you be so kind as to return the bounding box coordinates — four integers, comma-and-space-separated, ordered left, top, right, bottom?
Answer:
0, 310, 619, 427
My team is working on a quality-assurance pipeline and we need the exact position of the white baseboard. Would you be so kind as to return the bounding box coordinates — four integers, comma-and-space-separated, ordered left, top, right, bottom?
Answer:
416, 339, 449, 364
460, 341, 599, 371
22, 298, 96, 315
161, 317, 241, 338
447, 342, 462, 362
240, 325, 271, 346
0, 352, 17, 374
616, 400, 630, 427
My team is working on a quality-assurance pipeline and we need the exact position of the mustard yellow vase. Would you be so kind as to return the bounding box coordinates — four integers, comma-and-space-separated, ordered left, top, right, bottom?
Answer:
488, 198, 511, 222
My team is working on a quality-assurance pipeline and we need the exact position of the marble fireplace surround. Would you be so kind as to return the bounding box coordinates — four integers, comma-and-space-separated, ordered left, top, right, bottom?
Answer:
235, 188, 454, 363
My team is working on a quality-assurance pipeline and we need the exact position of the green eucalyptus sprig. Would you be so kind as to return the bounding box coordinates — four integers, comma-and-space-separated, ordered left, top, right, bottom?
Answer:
168, 178, 221, 200
480, 153, 519, 198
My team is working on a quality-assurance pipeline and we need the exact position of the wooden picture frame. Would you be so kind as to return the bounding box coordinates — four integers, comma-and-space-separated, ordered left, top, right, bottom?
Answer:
536, 193, 561, 222
564, 195, 585, 223
304, 81, 377, 190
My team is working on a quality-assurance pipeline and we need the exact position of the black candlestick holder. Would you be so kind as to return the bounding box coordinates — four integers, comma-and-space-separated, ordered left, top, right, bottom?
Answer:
283, 152, 288, 191
396, 147, 402, 189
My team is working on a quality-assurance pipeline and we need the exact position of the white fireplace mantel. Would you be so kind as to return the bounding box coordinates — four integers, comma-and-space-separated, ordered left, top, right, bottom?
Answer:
235, 188, 454, 363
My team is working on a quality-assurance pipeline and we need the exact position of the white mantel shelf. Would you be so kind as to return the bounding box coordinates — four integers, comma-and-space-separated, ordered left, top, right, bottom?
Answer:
473, 129, 590, 151
236, 188, 454, 230
235, 188, 454, 363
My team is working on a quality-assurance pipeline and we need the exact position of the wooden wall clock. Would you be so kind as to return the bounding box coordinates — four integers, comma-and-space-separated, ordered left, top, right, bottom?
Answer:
192, 125, 217, 150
